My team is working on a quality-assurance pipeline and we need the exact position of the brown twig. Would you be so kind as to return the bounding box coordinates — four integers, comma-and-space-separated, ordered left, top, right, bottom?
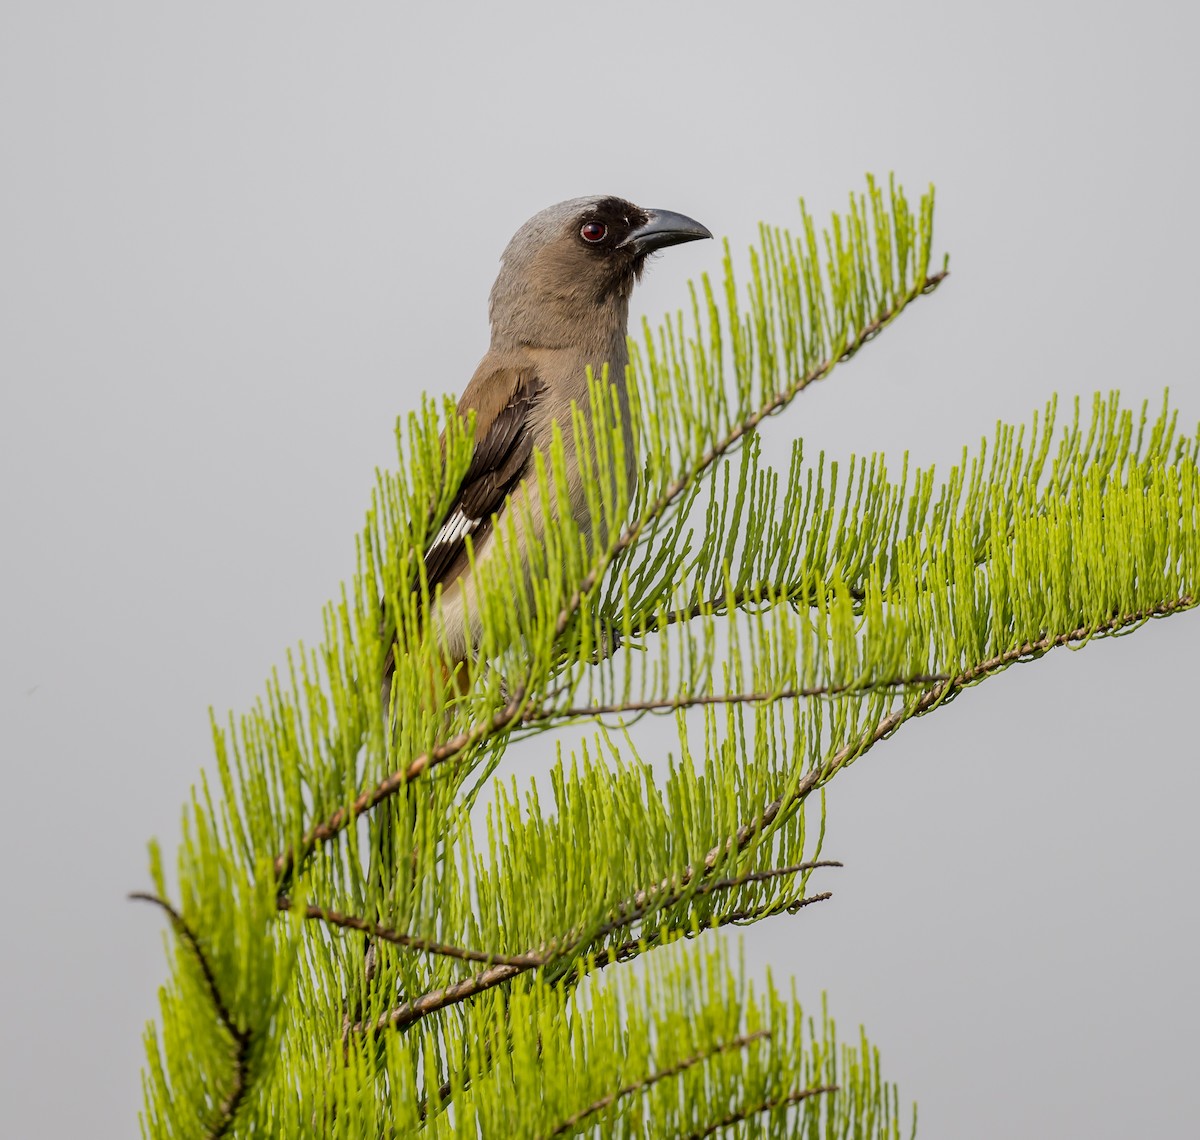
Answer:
416, 1035, 495, 1123
130, 893, 252, 1139
533, 860, 839, 961
272, 686, 527, 881
517, 598, 1196, 960
278, 896, 542, 968
655, 580, 868, 630
686, 1085, 838, 1138
593, 862, 840, 939
321, 863, 835, 1039
600, 892, 834, 968
360, 887, 835, 1034
679, 597, 1198, 888
524, 675, 946, 724
541, 1030, 770, 1138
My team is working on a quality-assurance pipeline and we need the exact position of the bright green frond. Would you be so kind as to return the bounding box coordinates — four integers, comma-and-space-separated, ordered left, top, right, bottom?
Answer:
137, 177, 1198, 1137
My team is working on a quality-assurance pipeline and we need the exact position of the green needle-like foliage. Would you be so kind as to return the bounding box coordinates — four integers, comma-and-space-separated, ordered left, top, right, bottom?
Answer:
137, 176, 1199, 1138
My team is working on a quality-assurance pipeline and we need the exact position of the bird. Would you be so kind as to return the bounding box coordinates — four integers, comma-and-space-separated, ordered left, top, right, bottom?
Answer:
385, 195, 711, 708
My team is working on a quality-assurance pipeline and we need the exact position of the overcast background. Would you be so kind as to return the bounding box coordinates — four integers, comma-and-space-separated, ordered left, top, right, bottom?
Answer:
2, 3, 1197, 1136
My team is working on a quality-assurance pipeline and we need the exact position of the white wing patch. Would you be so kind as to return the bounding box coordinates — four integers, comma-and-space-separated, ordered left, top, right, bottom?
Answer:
423, 507, 482, 587
429, 507, 476, 553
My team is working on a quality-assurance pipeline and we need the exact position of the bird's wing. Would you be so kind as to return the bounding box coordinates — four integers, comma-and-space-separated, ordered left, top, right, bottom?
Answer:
423, 364, 545, 589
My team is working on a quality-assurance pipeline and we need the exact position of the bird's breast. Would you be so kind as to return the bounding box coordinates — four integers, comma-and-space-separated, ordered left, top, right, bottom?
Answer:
523, 342, 637, 530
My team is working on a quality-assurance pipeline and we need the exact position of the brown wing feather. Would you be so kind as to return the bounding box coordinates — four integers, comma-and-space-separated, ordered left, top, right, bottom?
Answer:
422, 365, 544, 588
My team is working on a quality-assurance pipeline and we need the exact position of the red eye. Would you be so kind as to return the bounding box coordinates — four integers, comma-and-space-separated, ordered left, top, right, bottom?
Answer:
580, 221, 607, 243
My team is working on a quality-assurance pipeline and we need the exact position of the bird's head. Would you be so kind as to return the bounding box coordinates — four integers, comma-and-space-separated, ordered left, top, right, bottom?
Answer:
489, 196, 711, 350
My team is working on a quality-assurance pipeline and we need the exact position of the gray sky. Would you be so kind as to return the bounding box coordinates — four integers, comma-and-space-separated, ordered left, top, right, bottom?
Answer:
2, 3, 1197, 1136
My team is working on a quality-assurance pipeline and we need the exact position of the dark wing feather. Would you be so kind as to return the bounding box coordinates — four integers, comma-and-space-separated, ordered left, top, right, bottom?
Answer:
422, 365, 544, 589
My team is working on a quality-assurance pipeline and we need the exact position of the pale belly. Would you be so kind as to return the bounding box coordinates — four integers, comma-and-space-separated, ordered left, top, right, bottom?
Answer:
431, 407, 636, 664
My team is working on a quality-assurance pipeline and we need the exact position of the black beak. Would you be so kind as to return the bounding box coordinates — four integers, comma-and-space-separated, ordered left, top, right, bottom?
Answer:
620, 208, 712, 254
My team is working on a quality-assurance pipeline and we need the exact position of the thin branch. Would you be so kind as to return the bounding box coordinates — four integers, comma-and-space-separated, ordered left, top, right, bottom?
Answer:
588, 597, 1198, 933
686, 1085, 838, 1138
339, 936, 379, 1057
524, 675, 946, 724
270, 272, 946, 885
272, 686, 527, 881
654, 580, 867, 631
129, 893, 251, 1140
602, 893, 833, 967
683, 597, 1198, 887
278, 896, 542, 968
588, 862, 840, 945
701, 861, 842, 890
520, 860, 838, 964
361, 888, 834, 1035
416, 1035, 495, 1123
541, 1030, 770, 1139
573, 602, 1190, 921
